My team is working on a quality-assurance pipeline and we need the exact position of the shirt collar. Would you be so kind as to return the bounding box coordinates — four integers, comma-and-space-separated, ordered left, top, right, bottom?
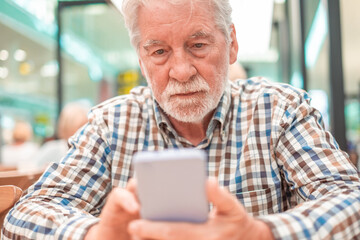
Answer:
153, 98, 172, 130
210, 82, 231, 132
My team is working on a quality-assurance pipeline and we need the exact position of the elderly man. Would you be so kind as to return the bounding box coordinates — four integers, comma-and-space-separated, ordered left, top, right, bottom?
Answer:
3, 0, 360, 239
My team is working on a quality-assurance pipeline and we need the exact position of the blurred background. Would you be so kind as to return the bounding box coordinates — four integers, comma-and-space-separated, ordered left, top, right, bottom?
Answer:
0, 0, 359, 166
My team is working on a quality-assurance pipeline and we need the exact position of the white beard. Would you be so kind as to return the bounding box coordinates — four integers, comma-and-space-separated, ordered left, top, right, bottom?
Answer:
150, 74, 228, 123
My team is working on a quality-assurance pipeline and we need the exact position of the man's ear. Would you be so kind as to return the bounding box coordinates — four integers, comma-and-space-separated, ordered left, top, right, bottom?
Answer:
229, 24, 239, 64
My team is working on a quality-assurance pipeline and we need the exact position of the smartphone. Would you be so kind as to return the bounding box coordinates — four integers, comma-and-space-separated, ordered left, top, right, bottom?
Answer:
133, 148, 208, 223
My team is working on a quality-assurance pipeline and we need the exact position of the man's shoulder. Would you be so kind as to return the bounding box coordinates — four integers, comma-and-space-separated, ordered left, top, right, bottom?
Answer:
91, 86, 153, 113
231, 77, 307, 103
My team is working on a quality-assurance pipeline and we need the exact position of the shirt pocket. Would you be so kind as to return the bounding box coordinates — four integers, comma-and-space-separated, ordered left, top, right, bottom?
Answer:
235, 185, 280, 216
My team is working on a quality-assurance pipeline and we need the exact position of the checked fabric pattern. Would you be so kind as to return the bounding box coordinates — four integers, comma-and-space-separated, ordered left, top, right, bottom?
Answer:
2, 78, 360, 239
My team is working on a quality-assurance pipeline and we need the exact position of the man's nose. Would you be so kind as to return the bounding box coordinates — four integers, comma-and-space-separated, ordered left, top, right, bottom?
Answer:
168, 50, 196, 82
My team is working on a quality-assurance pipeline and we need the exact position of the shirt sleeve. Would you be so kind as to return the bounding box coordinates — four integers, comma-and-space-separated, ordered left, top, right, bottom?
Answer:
2, 108, 113, 240
258, 91, 360, 239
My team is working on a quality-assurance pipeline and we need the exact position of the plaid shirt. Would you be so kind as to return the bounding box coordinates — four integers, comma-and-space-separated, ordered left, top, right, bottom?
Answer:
3, 78, 360, 240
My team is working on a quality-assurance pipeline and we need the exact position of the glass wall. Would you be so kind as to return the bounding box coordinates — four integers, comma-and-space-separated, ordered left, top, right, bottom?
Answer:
60, 2, 141, 104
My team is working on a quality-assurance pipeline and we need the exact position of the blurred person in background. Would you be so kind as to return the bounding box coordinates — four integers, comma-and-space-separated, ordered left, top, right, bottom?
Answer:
1, 120, 39, 171
33, 101, 90, 169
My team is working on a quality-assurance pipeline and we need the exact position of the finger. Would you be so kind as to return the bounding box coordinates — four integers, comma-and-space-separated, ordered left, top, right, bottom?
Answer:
127, 178, 137, 194
206, 178, 243, 216
128, 220, 203, 240
106, 187, 140, 215
127, 178, 141, 203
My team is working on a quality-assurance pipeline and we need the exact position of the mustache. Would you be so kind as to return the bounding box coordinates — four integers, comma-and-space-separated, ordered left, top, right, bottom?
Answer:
164, 75, 210, 95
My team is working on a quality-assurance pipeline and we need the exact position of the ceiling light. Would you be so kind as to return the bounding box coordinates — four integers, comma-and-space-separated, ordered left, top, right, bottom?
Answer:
0, 50, 9, 61
14, 49, 27, 62
19, 62, 32, 75
40, 61, 58, 77
0, 67, 9, 79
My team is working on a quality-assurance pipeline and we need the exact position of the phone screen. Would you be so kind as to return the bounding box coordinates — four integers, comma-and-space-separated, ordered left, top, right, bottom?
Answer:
133, 149, 208, 223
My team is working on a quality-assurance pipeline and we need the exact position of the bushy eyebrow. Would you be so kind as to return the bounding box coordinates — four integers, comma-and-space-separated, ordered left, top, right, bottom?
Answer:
142, 31, 215, 50
143, 40, 164, 50
189, 31, 215, 42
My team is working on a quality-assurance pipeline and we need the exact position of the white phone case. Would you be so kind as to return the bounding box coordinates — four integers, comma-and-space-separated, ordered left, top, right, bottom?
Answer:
133, 148, 208, 223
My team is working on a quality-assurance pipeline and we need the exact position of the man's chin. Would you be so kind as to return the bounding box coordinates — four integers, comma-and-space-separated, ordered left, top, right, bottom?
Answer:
168, 113, 205, 123
165, 106, 211, 123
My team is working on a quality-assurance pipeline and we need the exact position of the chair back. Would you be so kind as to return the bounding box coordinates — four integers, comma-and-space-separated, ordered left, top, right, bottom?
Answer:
0, 169, 43, 191
0, 185, 22, 229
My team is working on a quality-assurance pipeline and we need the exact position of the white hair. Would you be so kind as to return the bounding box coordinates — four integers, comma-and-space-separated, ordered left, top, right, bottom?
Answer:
121, 0, 233, 51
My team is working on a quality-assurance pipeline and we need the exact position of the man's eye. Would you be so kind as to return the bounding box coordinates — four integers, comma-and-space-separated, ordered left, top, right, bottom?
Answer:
193, 43, 204, 48
154, 49, 165, 55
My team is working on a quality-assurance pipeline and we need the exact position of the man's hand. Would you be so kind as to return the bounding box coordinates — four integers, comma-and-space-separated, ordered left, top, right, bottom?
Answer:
128, 178, 274, 240
85, 179, 140, 240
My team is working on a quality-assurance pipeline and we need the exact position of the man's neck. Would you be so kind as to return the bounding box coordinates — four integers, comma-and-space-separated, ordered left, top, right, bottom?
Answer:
168, 110, 214, 146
